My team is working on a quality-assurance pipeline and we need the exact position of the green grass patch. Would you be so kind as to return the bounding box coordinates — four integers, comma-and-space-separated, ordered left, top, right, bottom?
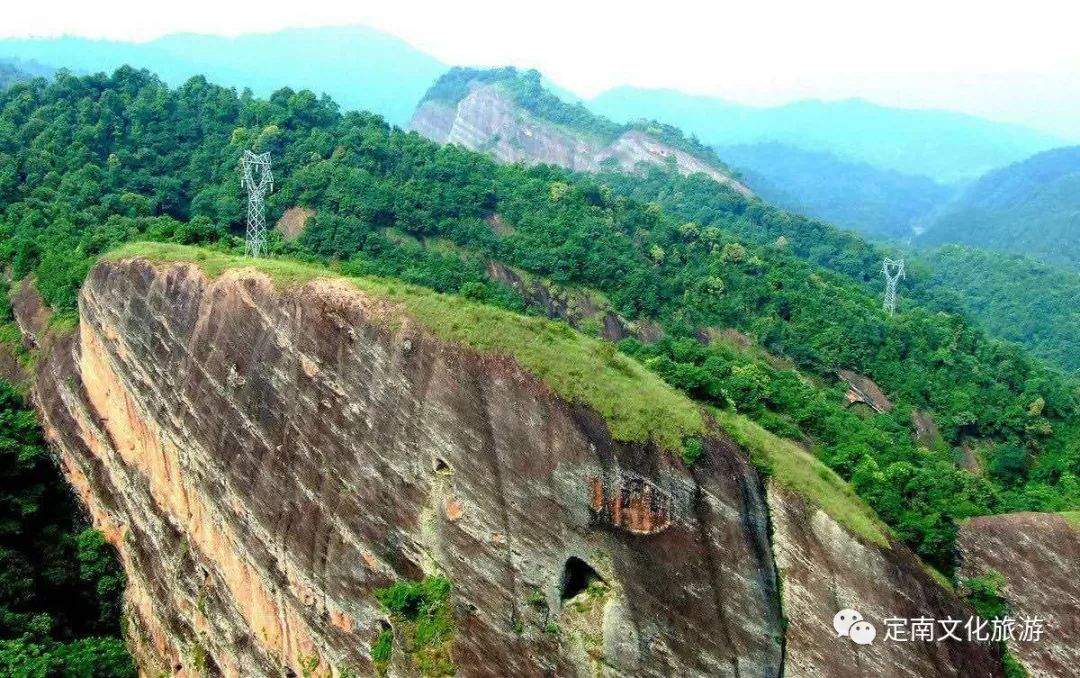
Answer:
1060, 511, 1080, 531
104, 242, 704, 449
710, 406, 890, 546
370, 629, 392, 677
374, 575, 455, 676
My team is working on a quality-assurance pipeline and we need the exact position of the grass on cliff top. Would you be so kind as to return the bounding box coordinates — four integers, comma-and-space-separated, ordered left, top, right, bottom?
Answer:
104, 242, 704, 449
710, 407, 891, 547
1061, 511, 1080, 531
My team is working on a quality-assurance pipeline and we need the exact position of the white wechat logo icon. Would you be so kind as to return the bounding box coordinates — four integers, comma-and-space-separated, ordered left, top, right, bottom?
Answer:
833, 608, 876, 645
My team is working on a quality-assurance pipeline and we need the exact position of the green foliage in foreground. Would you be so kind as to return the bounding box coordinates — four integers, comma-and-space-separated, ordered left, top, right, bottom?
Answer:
374, 575, 455, 676
106, 242, 704, 450
0, 379, 132, 675
960, 570, 1030, 678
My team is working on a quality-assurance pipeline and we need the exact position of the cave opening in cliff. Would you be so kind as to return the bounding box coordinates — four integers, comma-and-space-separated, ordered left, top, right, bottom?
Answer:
560, 556, 602, 603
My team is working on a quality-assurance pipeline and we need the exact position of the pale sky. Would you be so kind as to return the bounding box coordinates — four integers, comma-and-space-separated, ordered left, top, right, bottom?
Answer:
5, 0, 1080, 137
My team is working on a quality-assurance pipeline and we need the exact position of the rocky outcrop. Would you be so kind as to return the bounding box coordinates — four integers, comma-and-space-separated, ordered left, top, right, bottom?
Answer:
26, 254, 1010, 677
957, 513, 1080, 677
410, 85, 752, 196
12, 276, 53, 349
837, 369, 894, 413
769, 483, 1002, 677
275, 206, 315, 241
32, 257, 784, 677
484, 261, 641, 341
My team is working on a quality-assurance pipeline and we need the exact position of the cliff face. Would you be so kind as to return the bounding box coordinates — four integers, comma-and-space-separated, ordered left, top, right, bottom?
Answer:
409, 86, 752, 196
958, 513, 1080, 677
770, 484, 1002, 677
27, 256, 1004, 677
32, 258, 783, 676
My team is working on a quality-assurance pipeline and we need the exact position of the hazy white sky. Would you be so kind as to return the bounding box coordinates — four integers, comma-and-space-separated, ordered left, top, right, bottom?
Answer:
5, 0, 1080, 137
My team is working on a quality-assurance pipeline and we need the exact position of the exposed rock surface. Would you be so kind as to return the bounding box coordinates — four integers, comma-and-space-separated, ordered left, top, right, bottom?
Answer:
769, 483, 1002, 677
24, 256, 1010, 677
957, 512, 1080, 677
837, 369, 894, 413
276, 206, 315, 241
484, 261, 641, 341
12, 276, 53, 349
32, 257, 784, 677
410, 85, 752, 196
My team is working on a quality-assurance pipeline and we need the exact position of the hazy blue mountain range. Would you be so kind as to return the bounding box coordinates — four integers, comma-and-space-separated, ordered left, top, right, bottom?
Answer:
589, 87, 1066, 183
0, 58, 54, 88
0, 26, 445, 125
920, 146, 1080, 269
718, 142, 955, 240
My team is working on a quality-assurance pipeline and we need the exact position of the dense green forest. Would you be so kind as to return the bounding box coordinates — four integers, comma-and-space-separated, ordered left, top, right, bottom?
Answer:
920, 145, 1080, 270
918, 246, 1080, 375
0, 68, 1078, 581
0, 376, 132, 675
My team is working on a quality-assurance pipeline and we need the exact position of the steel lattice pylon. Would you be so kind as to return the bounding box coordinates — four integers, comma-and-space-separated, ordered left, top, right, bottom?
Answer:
240, 151, 273, 258
882, 258, 905, 316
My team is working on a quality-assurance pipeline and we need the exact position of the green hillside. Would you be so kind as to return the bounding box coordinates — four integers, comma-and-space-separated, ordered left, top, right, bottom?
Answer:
1, 67, 1078, 578
589, 87, 1064, 183
921, 146, 1080, 270
915, 246, 1080, 375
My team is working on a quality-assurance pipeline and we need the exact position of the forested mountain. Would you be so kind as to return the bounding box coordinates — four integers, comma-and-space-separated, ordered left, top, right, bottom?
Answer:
718, 142, 955, 239
915, 246, 1080, 375
0, 26, 445, 125
920, 146, 1080, 270
589, 87, 1065, 183
1, 67, 1077, 592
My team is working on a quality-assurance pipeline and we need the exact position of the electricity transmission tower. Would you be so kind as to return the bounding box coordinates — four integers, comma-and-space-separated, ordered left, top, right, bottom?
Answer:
882, 258, 905, 315
240, 151, 273, 257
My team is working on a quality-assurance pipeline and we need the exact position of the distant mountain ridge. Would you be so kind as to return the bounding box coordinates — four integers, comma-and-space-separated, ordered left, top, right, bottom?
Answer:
410, 67, 751, 194
719, 142, 956, 240
920, 145, 1080, 269
0, 26, 445, 125
0, 58, 54, 88
589, 87, 1066, 183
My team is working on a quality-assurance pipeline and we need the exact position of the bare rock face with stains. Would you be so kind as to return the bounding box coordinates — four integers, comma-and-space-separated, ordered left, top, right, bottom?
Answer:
24, 256, 1014, 677
768, 483, 1003, 677
958, 513, 1080, 677
409, 85, 752, 196
31, 257, 784, 677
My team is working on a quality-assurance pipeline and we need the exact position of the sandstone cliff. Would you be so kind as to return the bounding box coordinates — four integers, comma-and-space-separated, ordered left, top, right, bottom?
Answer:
409, 85, 752, 196
25, 248, 1003, 676
958, 512, 1080, 677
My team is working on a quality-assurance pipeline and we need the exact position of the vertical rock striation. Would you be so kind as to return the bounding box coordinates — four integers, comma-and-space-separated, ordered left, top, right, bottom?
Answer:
958, 512, 1080, 677
32, 258, 783, 676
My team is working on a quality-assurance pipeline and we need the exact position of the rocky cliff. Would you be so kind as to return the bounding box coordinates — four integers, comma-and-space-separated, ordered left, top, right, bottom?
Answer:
409, 85, 752, 196
957, 512, 1080, 677
25, 248, 1003, 676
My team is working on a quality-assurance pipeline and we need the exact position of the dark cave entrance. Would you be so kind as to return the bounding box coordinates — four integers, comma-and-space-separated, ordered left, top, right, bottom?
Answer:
560, 556, 602, 603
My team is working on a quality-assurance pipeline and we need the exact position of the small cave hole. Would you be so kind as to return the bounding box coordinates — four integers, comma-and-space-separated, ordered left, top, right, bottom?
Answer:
433, 457, 451, 474
560, 556, 602, 603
